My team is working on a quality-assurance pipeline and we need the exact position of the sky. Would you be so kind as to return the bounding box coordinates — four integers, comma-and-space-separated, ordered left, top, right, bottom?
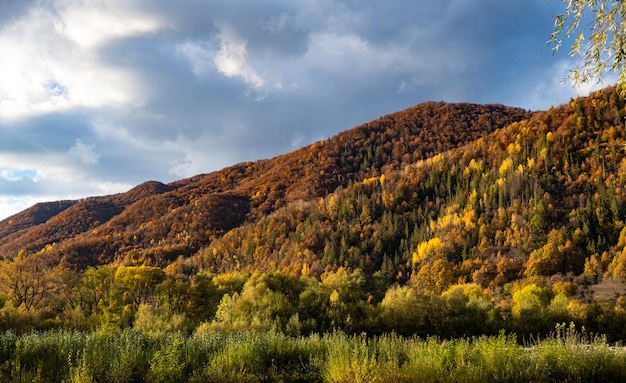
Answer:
0, 0, 614, 221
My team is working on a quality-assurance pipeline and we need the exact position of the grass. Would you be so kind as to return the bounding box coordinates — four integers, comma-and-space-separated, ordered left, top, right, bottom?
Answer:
0, 325, 624, 382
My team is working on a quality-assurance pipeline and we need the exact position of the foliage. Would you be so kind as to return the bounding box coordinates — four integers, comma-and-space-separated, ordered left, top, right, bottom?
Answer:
550, 0, 626, 91
5, 87, 626, 340
0, 328, 625, 383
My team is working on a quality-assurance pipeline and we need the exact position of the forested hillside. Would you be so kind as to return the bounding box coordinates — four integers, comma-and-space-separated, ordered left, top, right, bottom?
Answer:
2, 87, 626, 340
0, 102, 529, 267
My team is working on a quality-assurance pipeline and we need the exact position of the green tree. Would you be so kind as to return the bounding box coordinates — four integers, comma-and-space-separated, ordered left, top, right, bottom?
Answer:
74, 265, 117, 328
114, 265, 165, 307
321, 268, 371, 332
187, 273, 221, 324
440, 283, 497, 337
550, 0, 626, 90
297, 277, 332, 333
378, 286, 429, 336
133, 303, 187, 335
511, 283, 551, 336
211, 272, 298, 332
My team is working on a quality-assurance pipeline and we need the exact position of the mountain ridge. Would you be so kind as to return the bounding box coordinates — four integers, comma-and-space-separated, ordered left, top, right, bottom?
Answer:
5, 86, 626, 339
0, 101, 530, 268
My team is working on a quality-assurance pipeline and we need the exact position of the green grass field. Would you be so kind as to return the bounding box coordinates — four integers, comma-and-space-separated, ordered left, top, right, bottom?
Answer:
0, 324, 624, 383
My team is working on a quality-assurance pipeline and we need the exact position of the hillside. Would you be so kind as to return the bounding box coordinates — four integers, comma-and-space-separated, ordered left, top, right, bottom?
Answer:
0, 200, 76, 239
189, 87, 626, 286
0, 101, 530, 267
4, 87, 626, 339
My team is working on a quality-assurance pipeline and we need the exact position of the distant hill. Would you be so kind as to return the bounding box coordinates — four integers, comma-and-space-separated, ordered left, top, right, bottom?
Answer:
0, 200, 76, 239
0, 101, 529, 269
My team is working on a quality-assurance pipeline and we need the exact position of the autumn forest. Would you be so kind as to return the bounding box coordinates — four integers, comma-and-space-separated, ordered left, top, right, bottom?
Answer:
2, 86, 626, 343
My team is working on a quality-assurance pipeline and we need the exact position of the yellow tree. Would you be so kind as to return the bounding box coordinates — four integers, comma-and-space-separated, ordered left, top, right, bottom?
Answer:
525, 229, 567, 276
511, 283, 551, 335
114, 265, 165, 307
0, 254, 53, 311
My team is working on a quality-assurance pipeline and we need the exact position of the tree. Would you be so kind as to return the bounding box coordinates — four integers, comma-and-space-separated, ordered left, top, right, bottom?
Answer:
75, 265, 116, 314
510, 283, 551, 336
114, 265, 165, 307
525, 229, 567, 277
378, 286, 430, 336
440, 283, 497, 337
211, 272, 296, 332
550, 1, 626, 91
0, 254, 53, 311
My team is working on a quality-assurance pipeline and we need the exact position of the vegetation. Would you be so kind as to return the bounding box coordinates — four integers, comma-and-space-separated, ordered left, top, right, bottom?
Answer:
2, 88, 626, 348
0, 325, 625, 383
551, 0, 626, 90
0, 102, 529, 267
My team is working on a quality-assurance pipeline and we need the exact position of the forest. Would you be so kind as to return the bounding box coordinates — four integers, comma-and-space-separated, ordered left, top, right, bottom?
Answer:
2, 87, 626, 380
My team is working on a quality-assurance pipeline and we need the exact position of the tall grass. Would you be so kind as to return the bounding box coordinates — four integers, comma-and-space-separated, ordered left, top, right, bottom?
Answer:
0, 326, 625, 382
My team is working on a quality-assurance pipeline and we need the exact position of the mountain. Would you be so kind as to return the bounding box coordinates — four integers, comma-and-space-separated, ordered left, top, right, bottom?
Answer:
3, 85, 626, 289
184, 86, 626, 285
0, 200, 76, 239
0, 101, 530, 268
5, 86, 626, 339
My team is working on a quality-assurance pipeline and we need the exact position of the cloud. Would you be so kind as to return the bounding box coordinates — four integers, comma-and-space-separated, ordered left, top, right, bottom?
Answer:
508, 56, 619, 111
68, 139, 100, 166
0, 0, 617, 221
0, 148, 133, 219
0, 196, 47, 221
214, 28, 265, 90
0, 0, 164, 122
175, 25, 266, 94
175, 41, 215, 77
0, 169, 39, 182
52, 0, 164, 48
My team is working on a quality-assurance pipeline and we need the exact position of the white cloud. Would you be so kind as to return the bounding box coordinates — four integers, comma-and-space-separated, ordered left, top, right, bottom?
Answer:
0, 196, 48, 221
175, 41, 215, 77
517, 58, 618, 110
300, 31, 422, 78
397, 76, 427, 94
92, 119, 180, 153
53, 0, 163, 49
176, 27, 266, 91
0, 152, 72, 180
69, 139, 100, 165
91, 118, 203, 178
0, 169, 39, 182
304, 32, 376, 73
0, 1, 163, 122
214, 28, 265, 89
0, 149, 133, 220
0, 180, 130, 220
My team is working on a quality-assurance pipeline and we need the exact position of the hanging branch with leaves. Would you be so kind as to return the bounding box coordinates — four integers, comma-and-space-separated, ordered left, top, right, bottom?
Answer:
550, 0, 626, 93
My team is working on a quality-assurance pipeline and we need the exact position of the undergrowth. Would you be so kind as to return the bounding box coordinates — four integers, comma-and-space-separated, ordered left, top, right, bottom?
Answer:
0, 324, 624, 382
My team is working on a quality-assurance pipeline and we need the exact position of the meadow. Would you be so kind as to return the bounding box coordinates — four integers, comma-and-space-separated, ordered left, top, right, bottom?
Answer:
1, 324, 625, 383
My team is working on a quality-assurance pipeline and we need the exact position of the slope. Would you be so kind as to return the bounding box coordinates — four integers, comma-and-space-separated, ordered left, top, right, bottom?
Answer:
0, 102, 530, 268
185, 86, 626, 294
